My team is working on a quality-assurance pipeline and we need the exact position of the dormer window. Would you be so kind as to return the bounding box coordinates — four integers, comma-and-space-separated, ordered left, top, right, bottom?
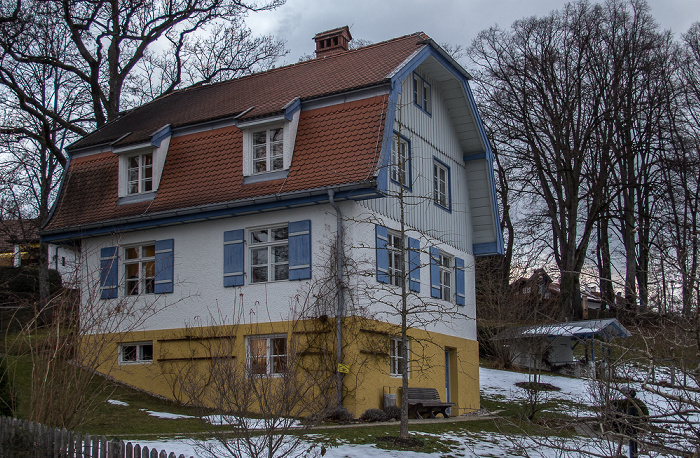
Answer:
412, 73, 432, 115
127, 152, 153, 194
253, 127, 284, 174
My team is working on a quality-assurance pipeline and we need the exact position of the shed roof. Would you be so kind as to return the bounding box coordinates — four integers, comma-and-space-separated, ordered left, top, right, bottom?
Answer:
498, 319, 632, 340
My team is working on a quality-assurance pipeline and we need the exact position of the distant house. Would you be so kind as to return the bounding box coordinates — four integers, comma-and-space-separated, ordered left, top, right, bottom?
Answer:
0, 219, 39, 268
41, 27, 503, 416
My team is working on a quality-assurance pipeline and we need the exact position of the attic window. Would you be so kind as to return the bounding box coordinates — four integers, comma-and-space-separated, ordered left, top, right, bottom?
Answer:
127, 152, 153, 194
253, 127, 284, 173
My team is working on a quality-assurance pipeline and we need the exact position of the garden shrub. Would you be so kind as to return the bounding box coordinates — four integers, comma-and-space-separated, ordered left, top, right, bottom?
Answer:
360, 408, 388, 422
383, 405, 401, 420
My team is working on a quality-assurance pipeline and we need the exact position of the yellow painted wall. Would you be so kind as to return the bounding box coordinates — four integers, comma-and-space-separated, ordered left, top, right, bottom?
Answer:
86, 317, 479, 417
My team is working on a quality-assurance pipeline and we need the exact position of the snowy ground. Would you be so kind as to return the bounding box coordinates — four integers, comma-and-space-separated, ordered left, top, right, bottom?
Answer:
118, 367, 690, 457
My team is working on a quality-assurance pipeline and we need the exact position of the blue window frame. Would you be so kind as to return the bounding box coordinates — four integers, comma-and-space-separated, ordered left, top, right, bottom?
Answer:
390, 132, 411, 189
433, 158, 451, 212
412, 73, 432, 115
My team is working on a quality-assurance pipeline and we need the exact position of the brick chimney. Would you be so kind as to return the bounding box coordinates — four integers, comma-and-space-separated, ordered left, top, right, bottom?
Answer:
314, 26, 352, 58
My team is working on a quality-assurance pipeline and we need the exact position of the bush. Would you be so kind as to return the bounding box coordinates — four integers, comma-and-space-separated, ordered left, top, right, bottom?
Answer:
0, 359, 15, 416
360, 408, 388, 422
383, 405, 401, 420
322, 406, 354, 422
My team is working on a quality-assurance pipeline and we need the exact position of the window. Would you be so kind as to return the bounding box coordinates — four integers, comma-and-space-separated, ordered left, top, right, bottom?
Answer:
412, 73, 431, 114
390, 134, 410, 188
390, 337, 409, 376
127, 152, 153, 194
438, 252, 452, 301
433, 159, 450, 210
252, 127, 284, 174
119, 342, 153, 364
387, 231, 404, 287
124, 243, 155, 295
247, 335, 287, 376
250, 226, 289, 283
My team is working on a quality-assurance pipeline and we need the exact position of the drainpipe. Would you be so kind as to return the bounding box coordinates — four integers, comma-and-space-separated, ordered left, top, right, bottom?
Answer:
328, 189, 344, 407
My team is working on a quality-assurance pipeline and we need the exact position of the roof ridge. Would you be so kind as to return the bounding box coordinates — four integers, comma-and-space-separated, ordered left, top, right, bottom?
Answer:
164, 32, 426, 97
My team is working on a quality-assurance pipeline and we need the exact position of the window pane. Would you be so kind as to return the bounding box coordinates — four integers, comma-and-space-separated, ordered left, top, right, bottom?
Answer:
252, 266, 268, 283
273, 245, 288, 262
145, 261, 155, 278
122, 345, 136, 362
254, 145, 266, 159
272, 156, 283, 171
126, 247, 139, 260
253, 131, 267, 145
126, 263, 139, 278
270, 128, 283, 142
272, 227, 288, 241
272, 337, 286, 355
251, 248, 268, 265
274, 264, 289, 281
143, 245, 155, 258
143, 154, 153, 166
129, 156, 140, 168
145, 278, 154, 294
140, 344, 153, 361
251, 230, 268, 244
271, 143, 283, 157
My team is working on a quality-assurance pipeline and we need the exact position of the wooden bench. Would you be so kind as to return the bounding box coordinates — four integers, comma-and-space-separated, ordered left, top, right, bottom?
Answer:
405, 387, 455, 419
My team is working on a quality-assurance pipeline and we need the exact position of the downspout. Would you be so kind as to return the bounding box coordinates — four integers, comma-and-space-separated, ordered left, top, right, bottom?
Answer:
328, 189, 344, 407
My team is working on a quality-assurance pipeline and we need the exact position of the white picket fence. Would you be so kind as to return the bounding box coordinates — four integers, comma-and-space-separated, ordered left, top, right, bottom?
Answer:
0, 416, 194, 458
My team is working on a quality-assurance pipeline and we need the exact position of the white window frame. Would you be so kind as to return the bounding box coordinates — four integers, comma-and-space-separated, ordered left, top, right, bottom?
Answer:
249, 225, 289, 283
119, 342, 153, 364
390, 133, 410, 188
438, 251, 453, 302
251, 126, 284, 174
246, 335, 287, 377
126, 152, 154, 195
412, 73, 432, 115
433, 159, 450, 210
390, 337, 409, 377
387, 231, 404, 287
124, 243, 155, 296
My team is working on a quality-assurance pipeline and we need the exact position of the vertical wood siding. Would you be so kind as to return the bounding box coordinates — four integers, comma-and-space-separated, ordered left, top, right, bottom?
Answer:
361, 69, 473, 253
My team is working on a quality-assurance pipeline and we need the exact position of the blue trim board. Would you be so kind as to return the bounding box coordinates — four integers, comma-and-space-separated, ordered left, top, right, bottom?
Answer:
42, 187, 382, 243
473, 242, 499, 256
377, 83, 401, 194
151, 125, 172, 147
284, 98, 302, 121
463, 152, 486, 162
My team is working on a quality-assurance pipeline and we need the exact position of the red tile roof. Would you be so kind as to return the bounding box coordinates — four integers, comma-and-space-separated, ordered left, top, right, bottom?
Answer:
45, 95, 388, 232
70, 33, 427, 151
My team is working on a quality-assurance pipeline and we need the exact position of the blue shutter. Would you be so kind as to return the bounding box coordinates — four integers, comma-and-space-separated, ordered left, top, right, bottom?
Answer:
455, 257, 465, 306
376, 225, 389, 283
224, 229, 245, 287
408, 237, 420, 292
100, 246, 118, 299
288, 220, 311, 280
430, 246, 440, 298
154, 239, 174, 294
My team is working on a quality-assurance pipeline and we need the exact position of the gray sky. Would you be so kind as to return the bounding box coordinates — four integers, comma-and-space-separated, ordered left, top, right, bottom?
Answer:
246, 0, 700, 65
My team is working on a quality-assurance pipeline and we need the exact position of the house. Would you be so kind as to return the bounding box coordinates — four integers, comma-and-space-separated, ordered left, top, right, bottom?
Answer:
41, 27, 503, 416
0, 219, 39, 268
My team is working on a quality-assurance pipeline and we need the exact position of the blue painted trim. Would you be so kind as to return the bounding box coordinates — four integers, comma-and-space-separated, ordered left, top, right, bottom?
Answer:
377, 86, 401, 195
154, 239, 174, 294
429, 246, 440, 299
375, 225, 389, 284
41, 187, 381, 243
223, 229, 245, 287
284, 98, 302, 121
288, 219, 312, 280
389, 131, 412, 191
463, 152, 486, 162
455, 257, 465, 306
151, 125, 172, 147
408, 237, 420, 293
473, 242, 499, 256
100, 246, 118, 299
432, 157, 452, 213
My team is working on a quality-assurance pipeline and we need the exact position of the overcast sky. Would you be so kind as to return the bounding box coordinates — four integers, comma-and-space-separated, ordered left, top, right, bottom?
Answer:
246, 0, 700, 65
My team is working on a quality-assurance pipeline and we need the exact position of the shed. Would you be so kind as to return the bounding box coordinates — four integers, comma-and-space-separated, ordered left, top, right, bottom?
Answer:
496, 319, 631, 373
